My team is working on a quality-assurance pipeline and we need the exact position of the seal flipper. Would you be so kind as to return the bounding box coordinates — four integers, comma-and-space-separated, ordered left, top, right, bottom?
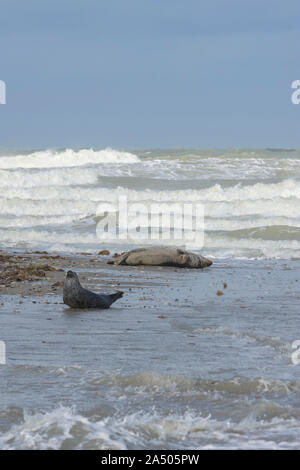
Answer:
114, 252, 129, 265
107, 291, 123, 305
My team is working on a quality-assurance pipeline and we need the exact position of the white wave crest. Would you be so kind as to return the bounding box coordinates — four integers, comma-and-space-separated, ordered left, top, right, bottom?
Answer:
1, 405, 300, 450
0, 147, 139, 169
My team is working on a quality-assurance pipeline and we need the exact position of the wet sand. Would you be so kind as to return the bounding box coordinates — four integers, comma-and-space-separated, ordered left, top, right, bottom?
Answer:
1, 251, 300, 449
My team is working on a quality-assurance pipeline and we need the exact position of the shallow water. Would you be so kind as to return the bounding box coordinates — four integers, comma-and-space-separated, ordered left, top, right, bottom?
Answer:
1, 259, 300, 449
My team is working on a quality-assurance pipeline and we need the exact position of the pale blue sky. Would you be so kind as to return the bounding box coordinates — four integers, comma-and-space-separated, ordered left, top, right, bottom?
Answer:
0, 0, 300, 148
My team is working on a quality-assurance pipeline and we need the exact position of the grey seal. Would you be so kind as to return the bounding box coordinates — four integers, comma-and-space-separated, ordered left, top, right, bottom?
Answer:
107, 247, 212, 269
63, 270, 123, 309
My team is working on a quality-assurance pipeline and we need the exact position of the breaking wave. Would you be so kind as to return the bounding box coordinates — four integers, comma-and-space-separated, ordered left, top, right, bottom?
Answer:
2, 368, 300, 450
0, 147, 139, 169
0, 148, 299, 258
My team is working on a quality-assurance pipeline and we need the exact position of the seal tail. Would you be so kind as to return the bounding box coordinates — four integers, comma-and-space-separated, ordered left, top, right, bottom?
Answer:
109, 291, 124, 305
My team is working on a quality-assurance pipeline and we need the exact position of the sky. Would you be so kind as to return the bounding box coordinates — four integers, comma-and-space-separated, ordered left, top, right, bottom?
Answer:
0, 0, 300, 149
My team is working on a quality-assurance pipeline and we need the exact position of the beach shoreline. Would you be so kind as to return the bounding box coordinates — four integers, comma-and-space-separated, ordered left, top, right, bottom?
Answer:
1, 249, 300, 448
0, 249, 124, 297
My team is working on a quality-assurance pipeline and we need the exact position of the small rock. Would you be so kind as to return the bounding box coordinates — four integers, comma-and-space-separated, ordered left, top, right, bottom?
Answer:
52, 281, 63, 287
98, 250, 110, 256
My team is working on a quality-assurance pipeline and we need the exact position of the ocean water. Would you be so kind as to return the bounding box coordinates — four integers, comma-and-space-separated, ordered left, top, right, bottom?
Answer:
1, 147, 300, 259
1, 147, 300, 450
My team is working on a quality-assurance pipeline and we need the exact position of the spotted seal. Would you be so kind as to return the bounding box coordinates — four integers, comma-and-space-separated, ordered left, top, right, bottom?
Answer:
63, 270, 123, 309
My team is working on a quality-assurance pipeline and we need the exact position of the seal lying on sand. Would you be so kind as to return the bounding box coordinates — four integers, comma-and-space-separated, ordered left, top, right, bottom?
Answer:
63, 270, 123, 309
107, 247, 212, 269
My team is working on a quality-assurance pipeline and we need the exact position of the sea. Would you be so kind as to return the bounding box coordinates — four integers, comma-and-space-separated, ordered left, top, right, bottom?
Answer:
0, 147, 300, 450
